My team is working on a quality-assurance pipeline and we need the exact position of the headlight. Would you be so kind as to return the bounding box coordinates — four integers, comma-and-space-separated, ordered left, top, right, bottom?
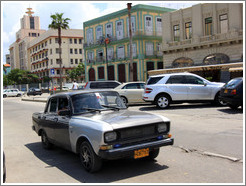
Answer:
104, 131, 117, 142
157, 123, 167, 133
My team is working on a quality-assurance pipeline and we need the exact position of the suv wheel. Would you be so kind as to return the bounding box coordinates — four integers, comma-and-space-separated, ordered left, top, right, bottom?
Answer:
155, 94, 171, 109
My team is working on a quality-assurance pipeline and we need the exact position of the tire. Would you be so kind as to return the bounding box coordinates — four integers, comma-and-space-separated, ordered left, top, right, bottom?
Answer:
121, 96, 128, 105
144, 148, 160, 160
17, 94, 21, 97
79, 141, 102, 173
3, 94, 7, 98
41, 131, 53, 149
213, 93, 227, 106
228, 104, 239, 110
155, 94, 171, 109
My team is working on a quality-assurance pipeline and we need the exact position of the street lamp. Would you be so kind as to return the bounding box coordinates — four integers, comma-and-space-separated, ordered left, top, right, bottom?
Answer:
98, 36, 111, 80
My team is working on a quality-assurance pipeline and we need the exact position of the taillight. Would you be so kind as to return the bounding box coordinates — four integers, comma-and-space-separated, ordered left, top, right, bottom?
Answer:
231, 89, 237, 95
145, 88, 153, 93
84, 82, 88, 88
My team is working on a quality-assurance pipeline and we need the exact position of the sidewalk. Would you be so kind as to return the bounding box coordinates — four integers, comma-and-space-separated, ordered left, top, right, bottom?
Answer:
21, 93, 50, 103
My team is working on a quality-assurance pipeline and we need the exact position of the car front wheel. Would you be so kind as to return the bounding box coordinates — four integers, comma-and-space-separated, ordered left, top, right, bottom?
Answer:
79, 141, 102, 173
155, 94, 171, 109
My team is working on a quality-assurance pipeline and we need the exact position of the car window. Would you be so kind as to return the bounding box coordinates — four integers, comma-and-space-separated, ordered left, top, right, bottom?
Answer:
58, 97, 69, 111
123, 83, 139, 89
49, 98, 58, 113
166, 75, 186, 84
147, 76, 164, 85
224, 78, 242, 89
185, 76, 204, 85
139, 83, 145, 89
90, 82, 98, 89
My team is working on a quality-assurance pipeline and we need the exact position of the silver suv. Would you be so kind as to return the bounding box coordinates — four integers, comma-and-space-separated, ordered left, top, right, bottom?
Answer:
143, 72, 225, 109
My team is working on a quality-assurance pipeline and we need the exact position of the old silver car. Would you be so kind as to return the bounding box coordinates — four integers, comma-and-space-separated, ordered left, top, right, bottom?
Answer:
32, 90, 173, 172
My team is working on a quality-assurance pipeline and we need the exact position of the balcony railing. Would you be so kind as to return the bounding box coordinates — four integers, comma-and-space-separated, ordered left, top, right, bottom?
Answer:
84, 29, 162, 48
164, 29, 243, 50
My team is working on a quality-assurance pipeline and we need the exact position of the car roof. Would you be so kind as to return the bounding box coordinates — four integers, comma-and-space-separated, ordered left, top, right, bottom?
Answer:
149, 72, 193, 78
49, 89, 118, 98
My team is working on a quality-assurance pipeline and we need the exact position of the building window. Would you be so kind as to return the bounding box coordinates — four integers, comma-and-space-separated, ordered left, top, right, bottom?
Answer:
50, 59, 53, 65
80, 59, 83, 63
74, 39, 77, 44
56, 59, 62, 64
106, 23, 113, 37
45, 41, 47, 46
107, 48, 114, 61
86, 28, 93, 44
88, 51, 94, 62
117, 46, 124, 59
127, 16, 136, 37
156, 17, 162, 36
97, 50, 104, 62
127, 43, 137, 58
57, 69, 60, 74
145, 16, 153, 35
30, 17, 35, 29
173, 25, 180, 41
219, 14, 228, 34
32, 33, 37, 37
116, 20, 124, 40
75, 59, 78, 64
70, 59, 73, 64
205, 17, 213, 35
50, 49, 52, 55
146, 42, 154, 56
79, 39, 82, 44
75, 49, 78, 54
55, 38, 60, 43
185, 22, 192, 39
98, 66, 105, 79
96, 26, 103, 40
79, 49, 82, 54
56, 48, 62, 54
70, 38, 72, 44
70, 48, 73, 54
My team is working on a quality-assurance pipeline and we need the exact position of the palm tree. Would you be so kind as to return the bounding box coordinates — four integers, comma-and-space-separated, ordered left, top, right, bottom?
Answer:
48, 13, 71, 90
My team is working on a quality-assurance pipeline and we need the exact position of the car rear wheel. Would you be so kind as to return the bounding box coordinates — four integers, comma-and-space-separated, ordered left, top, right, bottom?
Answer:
155, 94, 171, 109
41, 131, 53, 149
79, 141, 102, 173
121, 96, 128, 105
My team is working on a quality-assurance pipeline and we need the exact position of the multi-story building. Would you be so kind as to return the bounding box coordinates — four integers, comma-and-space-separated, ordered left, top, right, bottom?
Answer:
5, 54, 10, 65
149, 3, 243, 82
28, 29, 84, 85
83, 4, 175, 82
9, 8, 46, 70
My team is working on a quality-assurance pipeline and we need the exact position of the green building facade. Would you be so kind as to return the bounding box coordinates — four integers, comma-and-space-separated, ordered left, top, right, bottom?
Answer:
83, 4, 175, 82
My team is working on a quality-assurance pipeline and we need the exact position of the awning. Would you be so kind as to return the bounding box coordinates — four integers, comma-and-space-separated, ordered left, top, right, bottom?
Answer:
229, 67, 243, 72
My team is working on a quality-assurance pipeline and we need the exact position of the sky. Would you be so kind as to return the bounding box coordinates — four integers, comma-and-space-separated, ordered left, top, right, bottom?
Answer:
1, 1, 200, 64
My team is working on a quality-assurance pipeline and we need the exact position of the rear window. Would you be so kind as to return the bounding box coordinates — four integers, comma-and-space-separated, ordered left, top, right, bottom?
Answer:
224, 78, 242, 89
147, 76, 164, 85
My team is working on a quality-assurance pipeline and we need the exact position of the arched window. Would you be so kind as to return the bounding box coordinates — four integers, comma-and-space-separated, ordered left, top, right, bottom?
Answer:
172, 57, 194, 68
203, 53, 229, 65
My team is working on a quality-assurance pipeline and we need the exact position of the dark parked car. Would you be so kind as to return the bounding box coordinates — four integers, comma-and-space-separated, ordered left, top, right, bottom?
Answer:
220, 77, 243, 109
32, 90, 173, 172
84, 81, 121, 89
27, 88, 42, 96
3, 151, 6, 183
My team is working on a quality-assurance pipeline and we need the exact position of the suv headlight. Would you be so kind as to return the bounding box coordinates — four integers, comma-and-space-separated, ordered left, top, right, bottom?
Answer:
157, 123, 167, 133
104, 131, 117, 142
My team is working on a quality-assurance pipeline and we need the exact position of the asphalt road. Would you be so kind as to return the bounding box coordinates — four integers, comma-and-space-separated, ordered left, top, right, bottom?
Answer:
2, 97, 244, 184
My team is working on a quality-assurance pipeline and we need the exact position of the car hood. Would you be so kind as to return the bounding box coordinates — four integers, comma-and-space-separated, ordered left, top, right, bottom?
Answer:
73, 110, 169, 130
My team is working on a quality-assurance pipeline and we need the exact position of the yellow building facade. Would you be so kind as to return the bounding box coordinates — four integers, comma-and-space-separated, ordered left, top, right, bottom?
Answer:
83, 4, 175, 82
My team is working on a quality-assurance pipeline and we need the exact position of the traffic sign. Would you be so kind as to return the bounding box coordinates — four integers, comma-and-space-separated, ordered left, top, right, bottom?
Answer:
50, 69, 55, 75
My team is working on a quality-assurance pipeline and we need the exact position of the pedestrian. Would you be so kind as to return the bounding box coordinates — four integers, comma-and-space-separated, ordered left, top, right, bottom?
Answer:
72, 80, 79, 90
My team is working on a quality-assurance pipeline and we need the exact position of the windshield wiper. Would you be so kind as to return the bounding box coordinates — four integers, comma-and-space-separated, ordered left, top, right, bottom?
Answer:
101, 105, 120, 111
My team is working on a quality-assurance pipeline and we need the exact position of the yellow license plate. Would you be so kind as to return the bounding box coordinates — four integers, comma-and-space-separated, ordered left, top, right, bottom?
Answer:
224, 89, 228, 93
134, 148, 149, 159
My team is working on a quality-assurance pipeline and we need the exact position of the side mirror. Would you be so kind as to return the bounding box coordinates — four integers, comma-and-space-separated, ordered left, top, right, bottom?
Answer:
58, 109, 71, 116
204, 82, 207, 86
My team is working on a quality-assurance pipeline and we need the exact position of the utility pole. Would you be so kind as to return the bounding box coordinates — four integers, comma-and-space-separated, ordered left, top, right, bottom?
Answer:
127, 3, 134, 82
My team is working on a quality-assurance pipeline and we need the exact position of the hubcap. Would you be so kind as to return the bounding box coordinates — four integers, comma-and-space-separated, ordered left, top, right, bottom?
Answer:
81, 146, 92, 169
158, 97, 168, 108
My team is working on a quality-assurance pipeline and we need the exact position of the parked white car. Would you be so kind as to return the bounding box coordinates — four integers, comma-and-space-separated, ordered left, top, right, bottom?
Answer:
143, 72, 225, 109
114, 82, 146, 105
3, 89, 24, 98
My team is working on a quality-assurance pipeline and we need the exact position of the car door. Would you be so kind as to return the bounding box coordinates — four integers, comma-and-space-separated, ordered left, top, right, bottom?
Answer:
121, 83, 144, 103
165, 75, 188, 100
41, 97, 58, 142
185, 75, 212, 100
54, 96, 71, 150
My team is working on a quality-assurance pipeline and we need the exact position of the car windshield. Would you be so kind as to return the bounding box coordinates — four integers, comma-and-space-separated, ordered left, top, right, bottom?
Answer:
224, 78, 242, 89
71, 91, 127, 114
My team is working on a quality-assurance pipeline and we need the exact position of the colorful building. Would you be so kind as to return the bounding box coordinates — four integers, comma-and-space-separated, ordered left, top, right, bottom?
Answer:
83, 4, 175, 82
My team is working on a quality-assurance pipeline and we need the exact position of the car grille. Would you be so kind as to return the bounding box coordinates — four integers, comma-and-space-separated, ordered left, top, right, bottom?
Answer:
119, 125, 156, 140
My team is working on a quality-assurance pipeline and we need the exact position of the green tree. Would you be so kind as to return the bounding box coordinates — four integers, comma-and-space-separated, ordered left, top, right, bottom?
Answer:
6, 69, 40, 85
48, 13, 71, 90
68, 63, 85, 81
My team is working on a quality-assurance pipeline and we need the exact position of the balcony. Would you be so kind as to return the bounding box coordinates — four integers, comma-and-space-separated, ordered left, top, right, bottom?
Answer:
163, 29, 243, 52
84, 29, 162, 48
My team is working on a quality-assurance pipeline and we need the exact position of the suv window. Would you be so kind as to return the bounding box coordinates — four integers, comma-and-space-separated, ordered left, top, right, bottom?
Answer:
185, 76, 204, 85
147, 76, 164, 85
123, 83, 139, 89
166, 75, 186, 84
